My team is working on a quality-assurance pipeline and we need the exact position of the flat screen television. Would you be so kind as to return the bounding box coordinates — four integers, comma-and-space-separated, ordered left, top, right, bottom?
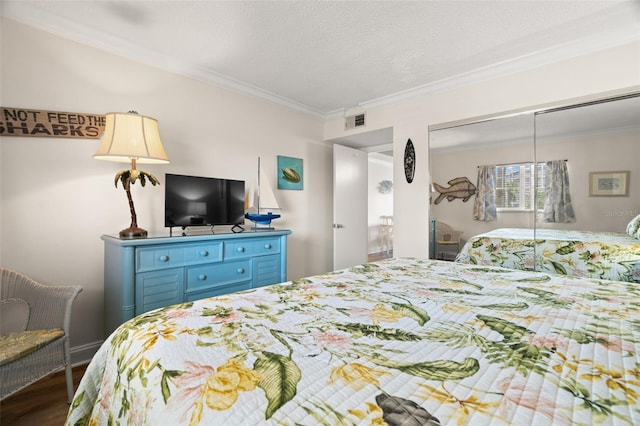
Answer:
165, 173, 245, 229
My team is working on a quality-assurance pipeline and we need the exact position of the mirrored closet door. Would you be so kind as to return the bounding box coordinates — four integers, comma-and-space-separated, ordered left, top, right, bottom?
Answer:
429, 91, 640, 274
534, 94, 640, 233
531, 94, 640, 279
428, 112, 535, 261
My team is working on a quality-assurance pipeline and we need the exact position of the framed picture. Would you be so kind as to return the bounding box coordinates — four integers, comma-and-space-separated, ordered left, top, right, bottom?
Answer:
277, 155, 303, 190
589, 171, 629, 196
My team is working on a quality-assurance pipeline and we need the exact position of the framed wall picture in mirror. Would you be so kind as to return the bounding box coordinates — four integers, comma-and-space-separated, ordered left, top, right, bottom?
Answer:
589, 171, 630, 196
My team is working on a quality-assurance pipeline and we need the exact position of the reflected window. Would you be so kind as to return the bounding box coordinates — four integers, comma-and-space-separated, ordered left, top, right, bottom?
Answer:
495, 163, 545, 211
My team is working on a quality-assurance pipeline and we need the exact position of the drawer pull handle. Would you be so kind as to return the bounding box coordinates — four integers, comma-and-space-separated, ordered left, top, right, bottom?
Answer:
200, 250, 209, 257
199, 274, 207, 281
237, 247, 245, 253
159, 255, 169, 262
264, 244, 272, 249
237, 268, 245, 274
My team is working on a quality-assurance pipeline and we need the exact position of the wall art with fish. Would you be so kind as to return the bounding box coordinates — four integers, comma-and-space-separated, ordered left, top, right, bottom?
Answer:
433, 177, 476, 204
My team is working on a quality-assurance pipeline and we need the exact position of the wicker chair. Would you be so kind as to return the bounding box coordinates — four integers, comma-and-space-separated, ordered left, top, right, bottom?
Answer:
435, 222, 463, 261
0, 268, 82, 402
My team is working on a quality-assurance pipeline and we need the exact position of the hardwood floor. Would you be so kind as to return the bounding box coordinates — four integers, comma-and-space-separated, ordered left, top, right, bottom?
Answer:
0, 364, 88, 426
368, 251, 393, 262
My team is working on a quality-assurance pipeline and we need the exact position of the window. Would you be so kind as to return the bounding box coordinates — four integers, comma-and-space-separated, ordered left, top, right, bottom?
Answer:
495, 163, 545, 210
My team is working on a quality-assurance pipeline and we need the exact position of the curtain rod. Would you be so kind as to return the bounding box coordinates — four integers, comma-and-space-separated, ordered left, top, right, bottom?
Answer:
477, 159, 567, 168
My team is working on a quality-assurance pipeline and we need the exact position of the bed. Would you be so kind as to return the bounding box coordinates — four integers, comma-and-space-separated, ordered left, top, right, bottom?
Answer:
456, 228, 640, 283
66, 257, 639, 425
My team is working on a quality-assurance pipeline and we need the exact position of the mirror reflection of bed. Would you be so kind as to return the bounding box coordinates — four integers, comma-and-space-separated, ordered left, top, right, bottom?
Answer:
457, 227, 640, 282
429, 91, 640, 281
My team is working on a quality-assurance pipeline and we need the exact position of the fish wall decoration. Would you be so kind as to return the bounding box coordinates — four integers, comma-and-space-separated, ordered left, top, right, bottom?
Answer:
433, 177, 476, 204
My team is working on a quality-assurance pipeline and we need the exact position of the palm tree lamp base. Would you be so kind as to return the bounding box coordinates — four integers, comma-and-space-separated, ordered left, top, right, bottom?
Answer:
119, 226, 148, 238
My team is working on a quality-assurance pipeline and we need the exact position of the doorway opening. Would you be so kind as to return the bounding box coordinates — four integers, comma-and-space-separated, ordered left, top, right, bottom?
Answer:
368, 152, 393, 261
328, 127, 394, 266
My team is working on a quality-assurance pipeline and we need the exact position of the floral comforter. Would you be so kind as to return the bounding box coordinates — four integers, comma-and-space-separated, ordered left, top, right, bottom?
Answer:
66, 258, 640, 425
456, 228, 640, 283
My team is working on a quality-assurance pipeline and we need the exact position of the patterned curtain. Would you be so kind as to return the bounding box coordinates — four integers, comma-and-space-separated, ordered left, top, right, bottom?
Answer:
473, 165, 497, 221
543, 160, 576, 223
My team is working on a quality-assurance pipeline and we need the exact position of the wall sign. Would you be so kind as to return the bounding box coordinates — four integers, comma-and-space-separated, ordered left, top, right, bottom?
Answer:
0, 107, 106, 139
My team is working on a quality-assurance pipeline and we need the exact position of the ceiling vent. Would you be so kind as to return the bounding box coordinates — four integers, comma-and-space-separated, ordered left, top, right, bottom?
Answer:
345, 112, 366, 130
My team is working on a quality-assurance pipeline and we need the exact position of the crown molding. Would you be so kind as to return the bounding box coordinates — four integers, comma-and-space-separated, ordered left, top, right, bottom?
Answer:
1, 8, 327, 120
326, 29, 640, 120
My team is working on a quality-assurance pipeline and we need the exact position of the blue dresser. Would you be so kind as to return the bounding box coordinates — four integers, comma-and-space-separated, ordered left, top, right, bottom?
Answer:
102, 230, 291, 335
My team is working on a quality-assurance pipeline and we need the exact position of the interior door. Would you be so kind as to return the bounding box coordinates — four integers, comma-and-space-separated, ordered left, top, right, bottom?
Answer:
333, 144, 368, 269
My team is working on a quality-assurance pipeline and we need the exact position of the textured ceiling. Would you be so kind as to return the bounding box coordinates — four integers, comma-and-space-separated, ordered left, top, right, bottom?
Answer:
2, 1, 639, 118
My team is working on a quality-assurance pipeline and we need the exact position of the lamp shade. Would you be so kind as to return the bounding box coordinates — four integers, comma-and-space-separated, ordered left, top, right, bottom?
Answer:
94, 112, 169, 164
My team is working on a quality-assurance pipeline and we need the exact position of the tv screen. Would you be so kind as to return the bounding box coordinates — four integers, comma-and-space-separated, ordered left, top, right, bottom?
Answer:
165, 174, 245, 228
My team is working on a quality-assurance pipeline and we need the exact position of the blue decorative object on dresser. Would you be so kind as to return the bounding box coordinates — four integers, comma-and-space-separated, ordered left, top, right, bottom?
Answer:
102, 230, 291, 335
245, 212, 281, 228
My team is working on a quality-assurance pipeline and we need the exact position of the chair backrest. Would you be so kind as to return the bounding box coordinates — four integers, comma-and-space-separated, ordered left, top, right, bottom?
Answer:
0, 268, 82, 333
435, 222, 462, 243
0, 298, 30, 335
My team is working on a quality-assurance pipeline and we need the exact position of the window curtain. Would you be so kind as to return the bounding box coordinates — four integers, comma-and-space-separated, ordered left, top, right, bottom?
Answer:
473, 165, 497, 221
543, 160, 576, 223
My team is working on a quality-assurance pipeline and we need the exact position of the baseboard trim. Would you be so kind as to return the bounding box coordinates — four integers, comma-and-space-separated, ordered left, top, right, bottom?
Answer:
70, 340, 103, 366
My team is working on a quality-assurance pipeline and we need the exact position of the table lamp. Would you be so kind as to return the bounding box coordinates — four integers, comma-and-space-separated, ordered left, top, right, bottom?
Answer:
94, 111, 170, 238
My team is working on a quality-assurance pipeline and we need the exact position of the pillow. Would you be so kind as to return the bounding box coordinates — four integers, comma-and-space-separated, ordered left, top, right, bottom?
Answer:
0, 298, 30, 335
627, 213, 640, 239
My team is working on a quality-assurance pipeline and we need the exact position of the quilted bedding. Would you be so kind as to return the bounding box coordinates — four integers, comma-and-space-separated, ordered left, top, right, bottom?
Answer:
66, 258, 640, 425
456, 228, 640, 283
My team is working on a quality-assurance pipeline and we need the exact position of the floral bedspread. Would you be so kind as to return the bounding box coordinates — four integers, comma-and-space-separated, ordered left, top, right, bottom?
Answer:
456, 228, 640, 283
66, 258, 640, 425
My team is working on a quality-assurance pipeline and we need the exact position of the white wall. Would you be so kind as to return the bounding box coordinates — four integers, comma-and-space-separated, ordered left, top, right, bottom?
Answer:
0, 18, 333, 362
325, 41, 640, 259
367, 154, 393, 253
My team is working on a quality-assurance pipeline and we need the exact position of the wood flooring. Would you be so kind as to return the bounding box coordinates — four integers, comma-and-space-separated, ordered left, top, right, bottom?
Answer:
0, 364, 88, 426
368, 251, 393, 262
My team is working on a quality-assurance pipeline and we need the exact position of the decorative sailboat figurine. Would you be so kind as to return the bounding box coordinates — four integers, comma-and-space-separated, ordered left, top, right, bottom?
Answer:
245, 157, 281, 229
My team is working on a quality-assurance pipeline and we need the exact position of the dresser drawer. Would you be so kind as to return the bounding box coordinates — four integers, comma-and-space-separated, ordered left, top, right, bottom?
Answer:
185, 281, 251, 302
224, 237, 281, 259
137, 241, 223, 272
186, 259, 251, 292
